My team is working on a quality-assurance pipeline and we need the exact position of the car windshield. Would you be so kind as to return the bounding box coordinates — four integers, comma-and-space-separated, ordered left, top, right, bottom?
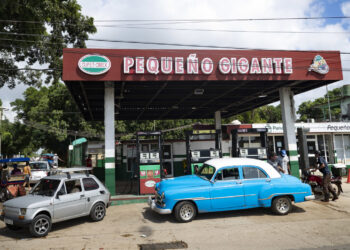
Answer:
30, 163, 48, 170
196, 164, 216, 181
30, 179, 60, 196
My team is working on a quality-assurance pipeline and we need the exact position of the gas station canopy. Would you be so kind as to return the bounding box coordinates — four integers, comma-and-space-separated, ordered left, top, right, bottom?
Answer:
62, 49, 343, 121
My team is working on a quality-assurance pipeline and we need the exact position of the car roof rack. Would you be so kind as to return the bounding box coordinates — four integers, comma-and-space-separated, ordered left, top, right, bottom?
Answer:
49, 167, 92, 179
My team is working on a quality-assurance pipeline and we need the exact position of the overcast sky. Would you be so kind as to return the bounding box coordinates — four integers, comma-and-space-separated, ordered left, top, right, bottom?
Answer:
1, 0, 350, 121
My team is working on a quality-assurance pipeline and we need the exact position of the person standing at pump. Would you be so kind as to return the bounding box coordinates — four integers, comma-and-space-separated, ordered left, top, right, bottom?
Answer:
278, 150, 290, 174
314, 150, 338, 202
53, 153, 64, 168
268, 152, 284, 173
86, 154, 92, 168
23, 161, 31, 188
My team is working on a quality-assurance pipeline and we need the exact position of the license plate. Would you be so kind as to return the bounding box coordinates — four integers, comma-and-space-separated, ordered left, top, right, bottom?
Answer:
4, 218, 13, 225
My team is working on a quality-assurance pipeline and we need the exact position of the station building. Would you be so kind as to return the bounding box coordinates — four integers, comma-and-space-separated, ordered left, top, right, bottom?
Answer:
63, 48, 343, 195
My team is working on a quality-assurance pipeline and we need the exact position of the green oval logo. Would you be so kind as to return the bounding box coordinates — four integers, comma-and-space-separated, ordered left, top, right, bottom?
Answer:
78, 54, 111, 75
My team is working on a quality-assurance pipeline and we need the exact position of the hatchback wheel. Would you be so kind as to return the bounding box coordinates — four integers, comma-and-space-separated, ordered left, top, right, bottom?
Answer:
90, 202, 106, 221
174, 201, 197, 222
272, 196, 292, 215
29, 214, 52, 237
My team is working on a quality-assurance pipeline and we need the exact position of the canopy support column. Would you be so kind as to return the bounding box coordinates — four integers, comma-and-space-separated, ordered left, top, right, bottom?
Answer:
215, 111, 222, 157
279, 87, 299, 178
104, 81, 116, 195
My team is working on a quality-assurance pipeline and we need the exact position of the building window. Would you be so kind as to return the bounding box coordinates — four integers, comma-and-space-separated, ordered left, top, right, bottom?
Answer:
267, 136, 275, 154
238, 136, 249, 148
127, 158, 137, 172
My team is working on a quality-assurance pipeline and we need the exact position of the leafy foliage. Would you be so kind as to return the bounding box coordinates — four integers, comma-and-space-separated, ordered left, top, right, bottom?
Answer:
229, 105, 282, 124
9, 83, 103, 159
0, 0, 96, 88
297, 88, 342, 122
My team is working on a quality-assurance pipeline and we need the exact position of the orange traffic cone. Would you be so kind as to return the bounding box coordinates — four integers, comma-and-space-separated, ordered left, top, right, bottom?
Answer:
347, 169, 350, 184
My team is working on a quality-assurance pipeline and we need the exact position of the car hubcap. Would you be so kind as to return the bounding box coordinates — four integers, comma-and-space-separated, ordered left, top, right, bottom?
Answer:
95, 205, 105, 219
34, 218, 49, 235
180, 204, 194, 220
276, 198, 289, 213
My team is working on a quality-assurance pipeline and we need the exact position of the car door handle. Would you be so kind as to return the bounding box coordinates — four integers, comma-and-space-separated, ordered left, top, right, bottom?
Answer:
100, 190, 105, 194
80, 194, 85, 198
236, 180, 242, 184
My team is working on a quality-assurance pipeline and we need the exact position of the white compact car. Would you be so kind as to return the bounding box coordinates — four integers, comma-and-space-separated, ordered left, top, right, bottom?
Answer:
29, 161, 51, 184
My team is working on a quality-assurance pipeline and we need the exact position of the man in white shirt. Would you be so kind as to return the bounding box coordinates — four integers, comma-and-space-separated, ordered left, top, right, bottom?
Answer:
278, 150, 290, 174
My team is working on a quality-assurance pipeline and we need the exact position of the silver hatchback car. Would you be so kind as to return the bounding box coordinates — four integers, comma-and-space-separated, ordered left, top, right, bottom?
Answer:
0, 168, 111, 237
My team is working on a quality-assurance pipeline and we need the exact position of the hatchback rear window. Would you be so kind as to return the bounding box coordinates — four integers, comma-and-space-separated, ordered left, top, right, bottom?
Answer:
83, 178, 99, 191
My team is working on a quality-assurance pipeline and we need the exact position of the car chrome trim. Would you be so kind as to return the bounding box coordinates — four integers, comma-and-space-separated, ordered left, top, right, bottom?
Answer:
174, 194, 256, 201
258, 192, 308, 201
148, 197, 171, 214
304, 195, 315, 201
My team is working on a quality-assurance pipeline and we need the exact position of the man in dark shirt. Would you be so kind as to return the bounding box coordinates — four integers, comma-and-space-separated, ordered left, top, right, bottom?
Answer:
267, 152, 284, 173
315, 151, 338, 202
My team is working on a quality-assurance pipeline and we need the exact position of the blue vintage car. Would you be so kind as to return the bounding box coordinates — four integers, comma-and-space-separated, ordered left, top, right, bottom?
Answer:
148, 158, 314, 222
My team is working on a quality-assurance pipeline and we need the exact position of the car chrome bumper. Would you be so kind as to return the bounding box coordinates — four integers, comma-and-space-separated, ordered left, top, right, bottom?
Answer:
148, 196, 171, 214
305, 195, 315, 201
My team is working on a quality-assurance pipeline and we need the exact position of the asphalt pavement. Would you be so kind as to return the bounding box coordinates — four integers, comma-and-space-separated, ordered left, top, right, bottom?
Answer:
1, 178, 350, 250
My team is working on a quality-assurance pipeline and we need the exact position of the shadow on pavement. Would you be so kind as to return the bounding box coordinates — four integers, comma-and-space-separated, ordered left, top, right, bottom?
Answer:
0, 216, 93, 239
142, 204, 306, 223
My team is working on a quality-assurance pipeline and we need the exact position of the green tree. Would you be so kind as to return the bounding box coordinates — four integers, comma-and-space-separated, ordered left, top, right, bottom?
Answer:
297, 87, 342, 122
10, 83, 103, 160
0, 0, 96, 88
230, 105, 282, 124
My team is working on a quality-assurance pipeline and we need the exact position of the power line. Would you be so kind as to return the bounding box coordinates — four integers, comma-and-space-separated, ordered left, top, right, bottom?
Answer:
2, 35, 349, 56
94, 24, 350, 34
1, 16, 350, 24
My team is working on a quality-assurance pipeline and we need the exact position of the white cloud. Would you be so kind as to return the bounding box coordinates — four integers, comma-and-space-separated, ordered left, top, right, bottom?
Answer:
2, 0, 350, 120
342, 1, 350, 15
77, 0, 350, 108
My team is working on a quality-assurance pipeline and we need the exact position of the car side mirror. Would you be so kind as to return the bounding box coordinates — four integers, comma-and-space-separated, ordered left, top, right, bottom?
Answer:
56, 193, 60, 199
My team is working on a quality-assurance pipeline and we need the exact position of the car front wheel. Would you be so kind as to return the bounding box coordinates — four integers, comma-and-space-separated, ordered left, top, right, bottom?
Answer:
174, 201, 197, 222
29, 214, 52, 237
90, 202, 106, 221
271, 196, 292, 215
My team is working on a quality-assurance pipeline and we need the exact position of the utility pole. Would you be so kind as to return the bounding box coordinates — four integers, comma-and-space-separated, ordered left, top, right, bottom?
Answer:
0, 107, 9, 159
326, 84, 332, 122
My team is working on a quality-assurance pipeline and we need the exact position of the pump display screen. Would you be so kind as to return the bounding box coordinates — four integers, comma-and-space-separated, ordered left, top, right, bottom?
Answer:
150, 152, 160, 159
140, 153, 149, 160
210, 150, 220, 158
191, 151, 201, 158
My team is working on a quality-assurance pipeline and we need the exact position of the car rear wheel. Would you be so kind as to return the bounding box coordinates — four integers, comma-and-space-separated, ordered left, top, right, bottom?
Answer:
174, 201, 197, 222
271, 196, 292, 215
90, 202, 106, 221
29, 214, 52, 237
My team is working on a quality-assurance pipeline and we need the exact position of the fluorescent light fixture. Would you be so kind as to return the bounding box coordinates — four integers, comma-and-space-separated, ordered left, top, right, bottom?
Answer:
194, 88, 204, 95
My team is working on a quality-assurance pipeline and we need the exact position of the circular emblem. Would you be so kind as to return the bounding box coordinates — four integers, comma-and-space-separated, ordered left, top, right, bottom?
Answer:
78, 54, 111, 75
145, 180, 156, 188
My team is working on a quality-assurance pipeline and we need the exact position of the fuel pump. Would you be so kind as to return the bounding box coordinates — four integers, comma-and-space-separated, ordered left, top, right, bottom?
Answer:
136, 131, 163, 195
185, 129, 222, 175
231, 128, 268, 160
